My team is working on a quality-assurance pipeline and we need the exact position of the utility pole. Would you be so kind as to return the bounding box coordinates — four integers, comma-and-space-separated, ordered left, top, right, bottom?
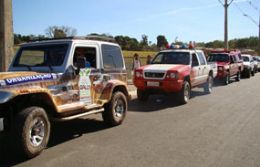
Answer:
218, 0, 234, 50
0, 0, 14, 72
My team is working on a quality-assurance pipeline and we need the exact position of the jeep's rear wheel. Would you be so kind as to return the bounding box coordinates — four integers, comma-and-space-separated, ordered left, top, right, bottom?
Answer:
14, 107, 50, 158
204, 75, 213, 94
137, 89, 149, 102
178, 81, 190, 104
102, 92, 127, 126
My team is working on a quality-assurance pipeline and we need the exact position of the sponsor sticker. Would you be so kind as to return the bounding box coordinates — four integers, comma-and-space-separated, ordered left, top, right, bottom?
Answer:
79, 69, 92, 105
4, 74, 55, 85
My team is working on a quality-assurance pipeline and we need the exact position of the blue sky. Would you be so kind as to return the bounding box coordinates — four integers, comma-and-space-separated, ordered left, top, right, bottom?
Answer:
13, 0, 259, 43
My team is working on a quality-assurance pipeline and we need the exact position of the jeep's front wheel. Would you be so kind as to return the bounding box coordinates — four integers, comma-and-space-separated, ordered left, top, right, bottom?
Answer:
102, 92, 127, 126
14, 107, 50, 158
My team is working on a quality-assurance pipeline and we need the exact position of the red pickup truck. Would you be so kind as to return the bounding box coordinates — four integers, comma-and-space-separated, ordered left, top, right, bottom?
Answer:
133, 48, 217, 104
207, 50, 242, 85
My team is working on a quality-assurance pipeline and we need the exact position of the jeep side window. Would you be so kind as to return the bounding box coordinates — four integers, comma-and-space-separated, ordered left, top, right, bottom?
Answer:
73, 47, 96, 68
102, 44, 123, 69
192, 54, 199, 67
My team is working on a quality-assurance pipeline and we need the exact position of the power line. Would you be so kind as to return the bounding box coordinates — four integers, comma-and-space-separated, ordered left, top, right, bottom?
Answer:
247, 0, 259, 11
234, 2, 258, 26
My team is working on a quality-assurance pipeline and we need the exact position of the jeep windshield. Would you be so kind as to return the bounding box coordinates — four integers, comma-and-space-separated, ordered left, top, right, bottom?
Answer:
151, 52, 190, 65
208, 54, 229, 62
13, 44, 68, 69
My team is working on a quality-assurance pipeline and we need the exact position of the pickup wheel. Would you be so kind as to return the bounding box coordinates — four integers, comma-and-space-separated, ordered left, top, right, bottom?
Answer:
137, 89, 149, 102
247, 70, 251, 78
251, 70, 255, 76
236, 71, 241, 81
14, 107, 50, 158
178, 81, 190, 104
204, 75, 213, 94
102, 92, 127, 126
224, 73, 230, 85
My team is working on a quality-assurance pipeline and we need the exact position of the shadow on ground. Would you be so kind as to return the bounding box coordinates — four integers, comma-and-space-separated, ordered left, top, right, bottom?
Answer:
0, 118, 109, 166
129, 88, 209, 112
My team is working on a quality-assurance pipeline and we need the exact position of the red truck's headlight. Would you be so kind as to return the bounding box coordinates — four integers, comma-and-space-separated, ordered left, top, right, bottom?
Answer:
135, 71, 143, 78
166, 72, 178, 79
218, 66, 224, 71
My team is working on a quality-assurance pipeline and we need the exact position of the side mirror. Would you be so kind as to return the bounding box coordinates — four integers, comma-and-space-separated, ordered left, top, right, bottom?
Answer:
76, 57, 86, 69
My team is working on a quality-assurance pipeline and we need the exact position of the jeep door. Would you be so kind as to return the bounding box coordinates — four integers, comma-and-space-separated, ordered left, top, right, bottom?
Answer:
72, 45, 101, 106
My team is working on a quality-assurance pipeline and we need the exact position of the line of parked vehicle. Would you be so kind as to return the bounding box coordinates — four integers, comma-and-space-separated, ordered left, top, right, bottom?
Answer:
133, 46, 260, 104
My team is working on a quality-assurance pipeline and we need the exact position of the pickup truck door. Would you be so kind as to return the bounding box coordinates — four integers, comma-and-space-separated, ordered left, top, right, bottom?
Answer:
230, 55, 238, 76
191, 53, 201, 86
197, 52, 209, 84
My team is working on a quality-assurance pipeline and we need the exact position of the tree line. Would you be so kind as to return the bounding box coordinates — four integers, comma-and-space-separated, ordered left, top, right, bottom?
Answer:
14, 25, 259, 52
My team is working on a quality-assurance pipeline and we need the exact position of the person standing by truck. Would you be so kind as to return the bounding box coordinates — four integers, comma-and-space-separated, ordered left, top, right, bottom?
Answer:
132, 53, 141, 70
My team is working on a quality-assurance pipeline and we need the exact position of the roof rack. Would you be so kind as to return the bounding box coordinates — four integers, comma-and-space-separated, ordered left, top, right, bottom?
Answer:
29, 36, 117, 43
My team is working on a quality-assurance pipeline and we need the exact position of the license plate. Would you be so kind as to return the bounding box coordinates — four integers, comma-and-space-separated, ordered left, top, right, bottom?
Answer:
147, 81, 159, 87
0, 118, 3, 132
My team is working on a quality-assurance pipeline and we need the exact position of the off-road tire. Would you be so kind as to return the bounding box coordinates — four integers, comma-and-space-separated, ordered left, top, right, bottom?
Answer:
102, 92, 127, 126
178, 81, 190, 104
14, 107, 50, 158
204, 75, 213, 94
137, 89, 149, 102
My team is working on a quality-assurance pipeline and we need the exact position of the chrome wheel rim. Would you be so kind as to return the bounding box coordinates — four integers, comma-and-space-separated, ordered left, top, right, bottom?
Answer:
184, 84, 190, 102
208, 77, 213, 92
226, 75, 229, 84
29, 118, 45, 147
114, 99, 125, 118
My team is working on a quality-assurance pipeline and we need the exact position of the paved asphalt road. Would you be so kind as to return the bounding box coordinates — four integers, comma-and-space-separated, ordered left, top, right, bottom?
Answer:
1, 74, 260, 167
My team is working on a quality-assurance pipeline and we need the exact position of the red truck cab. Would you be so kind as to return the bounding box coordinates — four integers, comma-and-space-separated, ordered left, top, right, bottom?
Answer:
207, 50, 241, 85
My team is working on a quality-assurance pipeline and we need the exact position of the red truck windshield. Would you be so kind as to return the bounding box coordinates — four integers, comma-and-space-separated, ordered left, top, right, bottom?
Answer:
208, 54, 229, 62
152, 52, 190, 65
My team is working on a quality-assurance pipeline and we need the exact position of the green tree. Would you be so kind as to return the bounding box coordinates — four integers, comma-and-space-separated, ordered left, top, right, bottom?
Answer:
156, 35, 168, 49
45, 26, 77, 38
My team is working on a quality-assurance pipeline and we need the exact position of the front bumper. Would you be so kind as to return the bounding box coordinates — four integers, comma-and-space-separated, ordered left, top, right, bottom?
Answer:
216, 70, 228, 79
134, 79, 183, 93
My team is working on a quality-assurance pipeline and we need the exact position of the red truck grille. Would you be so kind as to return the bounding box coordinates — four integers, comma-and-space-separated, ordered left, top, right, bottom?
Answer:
144, 72, 165, 79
